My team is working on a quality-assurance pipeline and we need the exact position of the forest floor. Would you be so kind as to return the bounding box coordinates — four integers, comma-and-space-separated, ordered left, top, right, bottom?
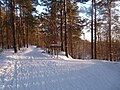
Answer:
0, 46, 120, 90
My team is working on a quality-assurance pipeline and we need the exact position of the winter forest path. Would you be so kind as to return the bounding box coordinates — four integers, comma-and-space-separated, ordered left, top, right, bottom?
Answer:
0, 46, 120, 90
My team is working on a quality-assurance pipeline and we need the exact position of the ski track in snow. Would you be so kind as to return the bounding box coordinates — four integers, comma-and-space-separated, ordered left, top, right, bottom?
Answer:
0, 46, 120, 90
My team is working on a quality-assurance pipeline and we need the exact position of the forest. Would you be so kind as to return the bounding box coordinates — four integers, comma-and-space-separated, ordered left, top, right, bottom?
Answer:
0, 0, 120, 61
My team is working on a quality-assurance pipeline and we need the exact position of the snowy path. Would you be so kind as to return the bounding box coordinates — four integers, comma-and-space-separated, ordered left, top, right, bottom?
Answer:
0, 46, 120, 90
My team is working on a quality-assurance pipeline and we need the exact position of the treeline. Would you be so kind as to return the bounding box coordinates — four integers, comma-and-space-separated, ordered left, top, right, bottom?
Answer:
39, 0, 120, 60
39, 0, 87, 58
91, 0, 120, 61
0, 0, 40, 52
0, 0, 120, 61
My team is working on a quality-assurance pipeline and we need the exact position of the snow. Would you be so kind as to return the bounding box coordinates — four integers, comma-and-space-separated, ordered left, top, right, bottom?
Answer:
0, 46, 120, 90
58, 51, 73, 60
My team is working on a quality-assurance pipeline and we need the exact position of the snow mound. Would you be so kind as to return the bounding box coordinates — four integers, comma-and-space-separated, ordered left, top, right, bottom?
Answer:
58, 51, 73, 60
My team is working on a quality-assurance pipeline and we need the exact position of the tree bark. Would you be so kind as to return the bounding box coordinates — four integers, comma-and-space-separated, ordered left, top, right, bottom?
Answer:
91, 0, 94, 59
60, 0, 64, 51
5, 0, 10, 49
94, 0, 97, 59
108, 0, 112, 61
10, 0, 17, 53
64, 0, 68, 57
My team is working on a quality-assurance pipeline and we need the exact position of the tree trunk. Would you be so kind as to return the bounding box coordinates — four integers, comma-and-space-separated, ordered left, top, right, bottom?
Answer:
26, 18, 29, 48
108, 0, 112, 61
23, 13, 26, 47
5, 0, 10, 49
91, 0, 94, 59
94, 0, 97, 59
64, 0, 68, 57
10, 0, 17, 53
60, 0, 64, 51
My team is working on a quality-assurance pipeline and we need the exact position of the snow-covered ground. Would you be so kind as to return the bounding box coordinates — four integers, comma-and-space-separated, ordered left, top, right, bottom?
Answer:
0, 46, 120, 90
